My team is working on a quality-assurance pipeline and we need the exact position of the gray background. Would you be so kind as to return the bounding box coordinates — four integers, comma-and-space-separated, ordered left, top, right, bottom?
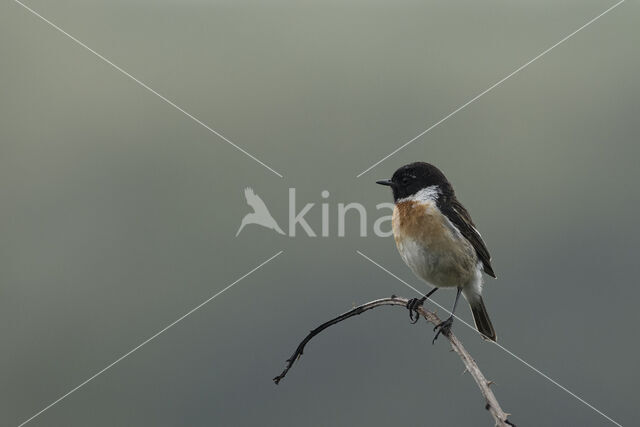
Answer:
1, 0, 639, 426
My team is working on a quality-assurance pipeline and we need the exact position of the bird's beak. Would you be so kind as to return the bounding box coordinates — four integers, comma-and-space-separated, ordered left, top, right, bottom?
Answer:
376, 179, 393, 187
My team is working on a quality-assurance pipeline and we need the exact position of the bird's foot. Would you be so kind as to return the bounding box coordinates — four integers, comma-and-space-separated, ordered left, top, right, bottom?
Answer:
432, 316, 454, 344
406, 297, 425, 324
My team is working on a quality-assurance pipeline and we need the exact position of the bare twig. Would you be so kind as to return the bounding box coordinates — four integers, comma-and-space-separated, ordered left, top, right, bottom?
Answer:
273, 296, 515, 427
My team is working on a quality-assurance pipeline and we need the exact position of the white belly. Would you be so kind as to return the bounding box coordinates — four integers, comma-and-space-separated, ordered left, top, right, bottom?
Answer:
397, 237, 472, 288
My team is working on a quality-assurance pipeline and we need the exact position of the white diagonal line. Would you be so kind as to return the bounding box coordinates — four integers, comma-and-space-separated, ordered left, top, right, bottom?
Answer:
356, 250, 624, 427
12, 0, 283, 178
17, 250, 283, 427
356, 0, 625, 178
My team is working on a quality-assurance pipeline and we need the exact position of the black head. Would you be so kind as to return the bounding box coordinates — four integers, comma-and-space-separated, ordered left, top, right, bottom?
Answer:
376, 162, 452, 202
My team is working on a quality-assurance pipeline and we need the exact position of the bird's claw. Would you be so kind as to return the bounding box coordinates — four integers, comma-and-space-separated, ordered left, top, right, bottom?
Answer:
406, 297, 425, 324
432, 316, 454, 344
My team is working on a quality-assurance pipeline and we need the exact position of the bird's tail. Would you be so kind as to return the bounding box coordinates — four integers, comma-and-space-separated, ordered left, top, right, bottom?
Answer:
469, 297, 496, 342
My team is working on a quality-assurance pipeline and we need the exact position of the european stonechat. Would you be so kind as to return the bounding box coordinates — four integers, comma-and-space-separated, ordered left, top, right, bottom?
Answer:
377, 162, 497, 342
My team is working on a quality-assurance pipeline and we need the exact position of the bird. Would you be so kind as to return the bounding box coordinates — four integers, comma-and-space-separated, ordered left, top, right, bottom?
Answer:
377, 162, 497, 342
236, 187, 285, 237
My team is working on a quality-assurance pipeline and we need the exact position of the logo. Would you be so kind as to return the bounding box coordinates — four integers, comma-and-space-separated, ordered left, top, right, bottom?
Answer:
236, 187, 286, 236
236, 188, 393, 237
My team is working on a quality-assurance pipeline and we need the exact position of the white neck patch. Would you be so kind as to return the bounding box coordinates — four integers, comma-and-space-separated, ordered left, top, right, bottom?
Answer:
397, 185, 441, 204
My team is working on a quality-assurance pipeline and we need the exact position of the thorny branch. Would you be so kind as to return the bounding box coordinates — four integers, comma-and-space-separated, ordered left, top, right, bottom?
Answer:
273, 296, 515, 427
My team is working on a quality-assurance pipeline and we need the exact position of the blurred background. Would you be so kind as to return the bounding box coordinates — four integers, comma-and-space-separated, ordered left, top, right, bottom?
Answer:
1, 0, 639, 425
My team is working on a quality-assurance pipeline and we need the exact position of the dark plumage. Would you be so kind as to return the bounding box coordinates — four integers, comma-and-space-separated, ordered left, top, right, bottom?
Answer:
437, 196, 496, 278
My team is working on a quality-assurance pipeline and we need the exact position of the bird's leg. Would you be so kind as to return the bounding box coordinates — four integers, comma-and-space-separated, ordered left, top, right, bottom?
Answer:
406, 287, 438, 324
432, 287, 462, 344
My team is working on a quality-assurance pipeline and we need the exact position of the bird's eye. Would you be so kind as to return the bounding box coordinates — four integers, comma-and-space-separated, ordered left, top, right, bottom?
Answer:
401, 176, 410, 185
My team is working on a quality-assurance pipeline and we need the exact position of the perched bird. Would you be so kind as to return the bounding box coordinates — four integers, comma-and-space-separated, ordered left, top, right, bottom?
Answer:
236, 187, 285, 237
377, 162, 497, 342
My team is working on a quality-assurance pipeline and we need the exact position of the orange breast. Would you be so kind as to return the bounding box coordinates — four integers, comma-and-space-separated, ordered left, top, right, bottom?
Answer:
392, 200, 477, 287
392, 200, 450, 245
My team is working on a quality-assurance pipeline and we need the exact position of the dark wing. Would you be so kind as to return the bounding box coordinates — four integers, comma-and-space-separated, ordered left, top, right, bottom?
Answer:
440, 197, 496, 278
